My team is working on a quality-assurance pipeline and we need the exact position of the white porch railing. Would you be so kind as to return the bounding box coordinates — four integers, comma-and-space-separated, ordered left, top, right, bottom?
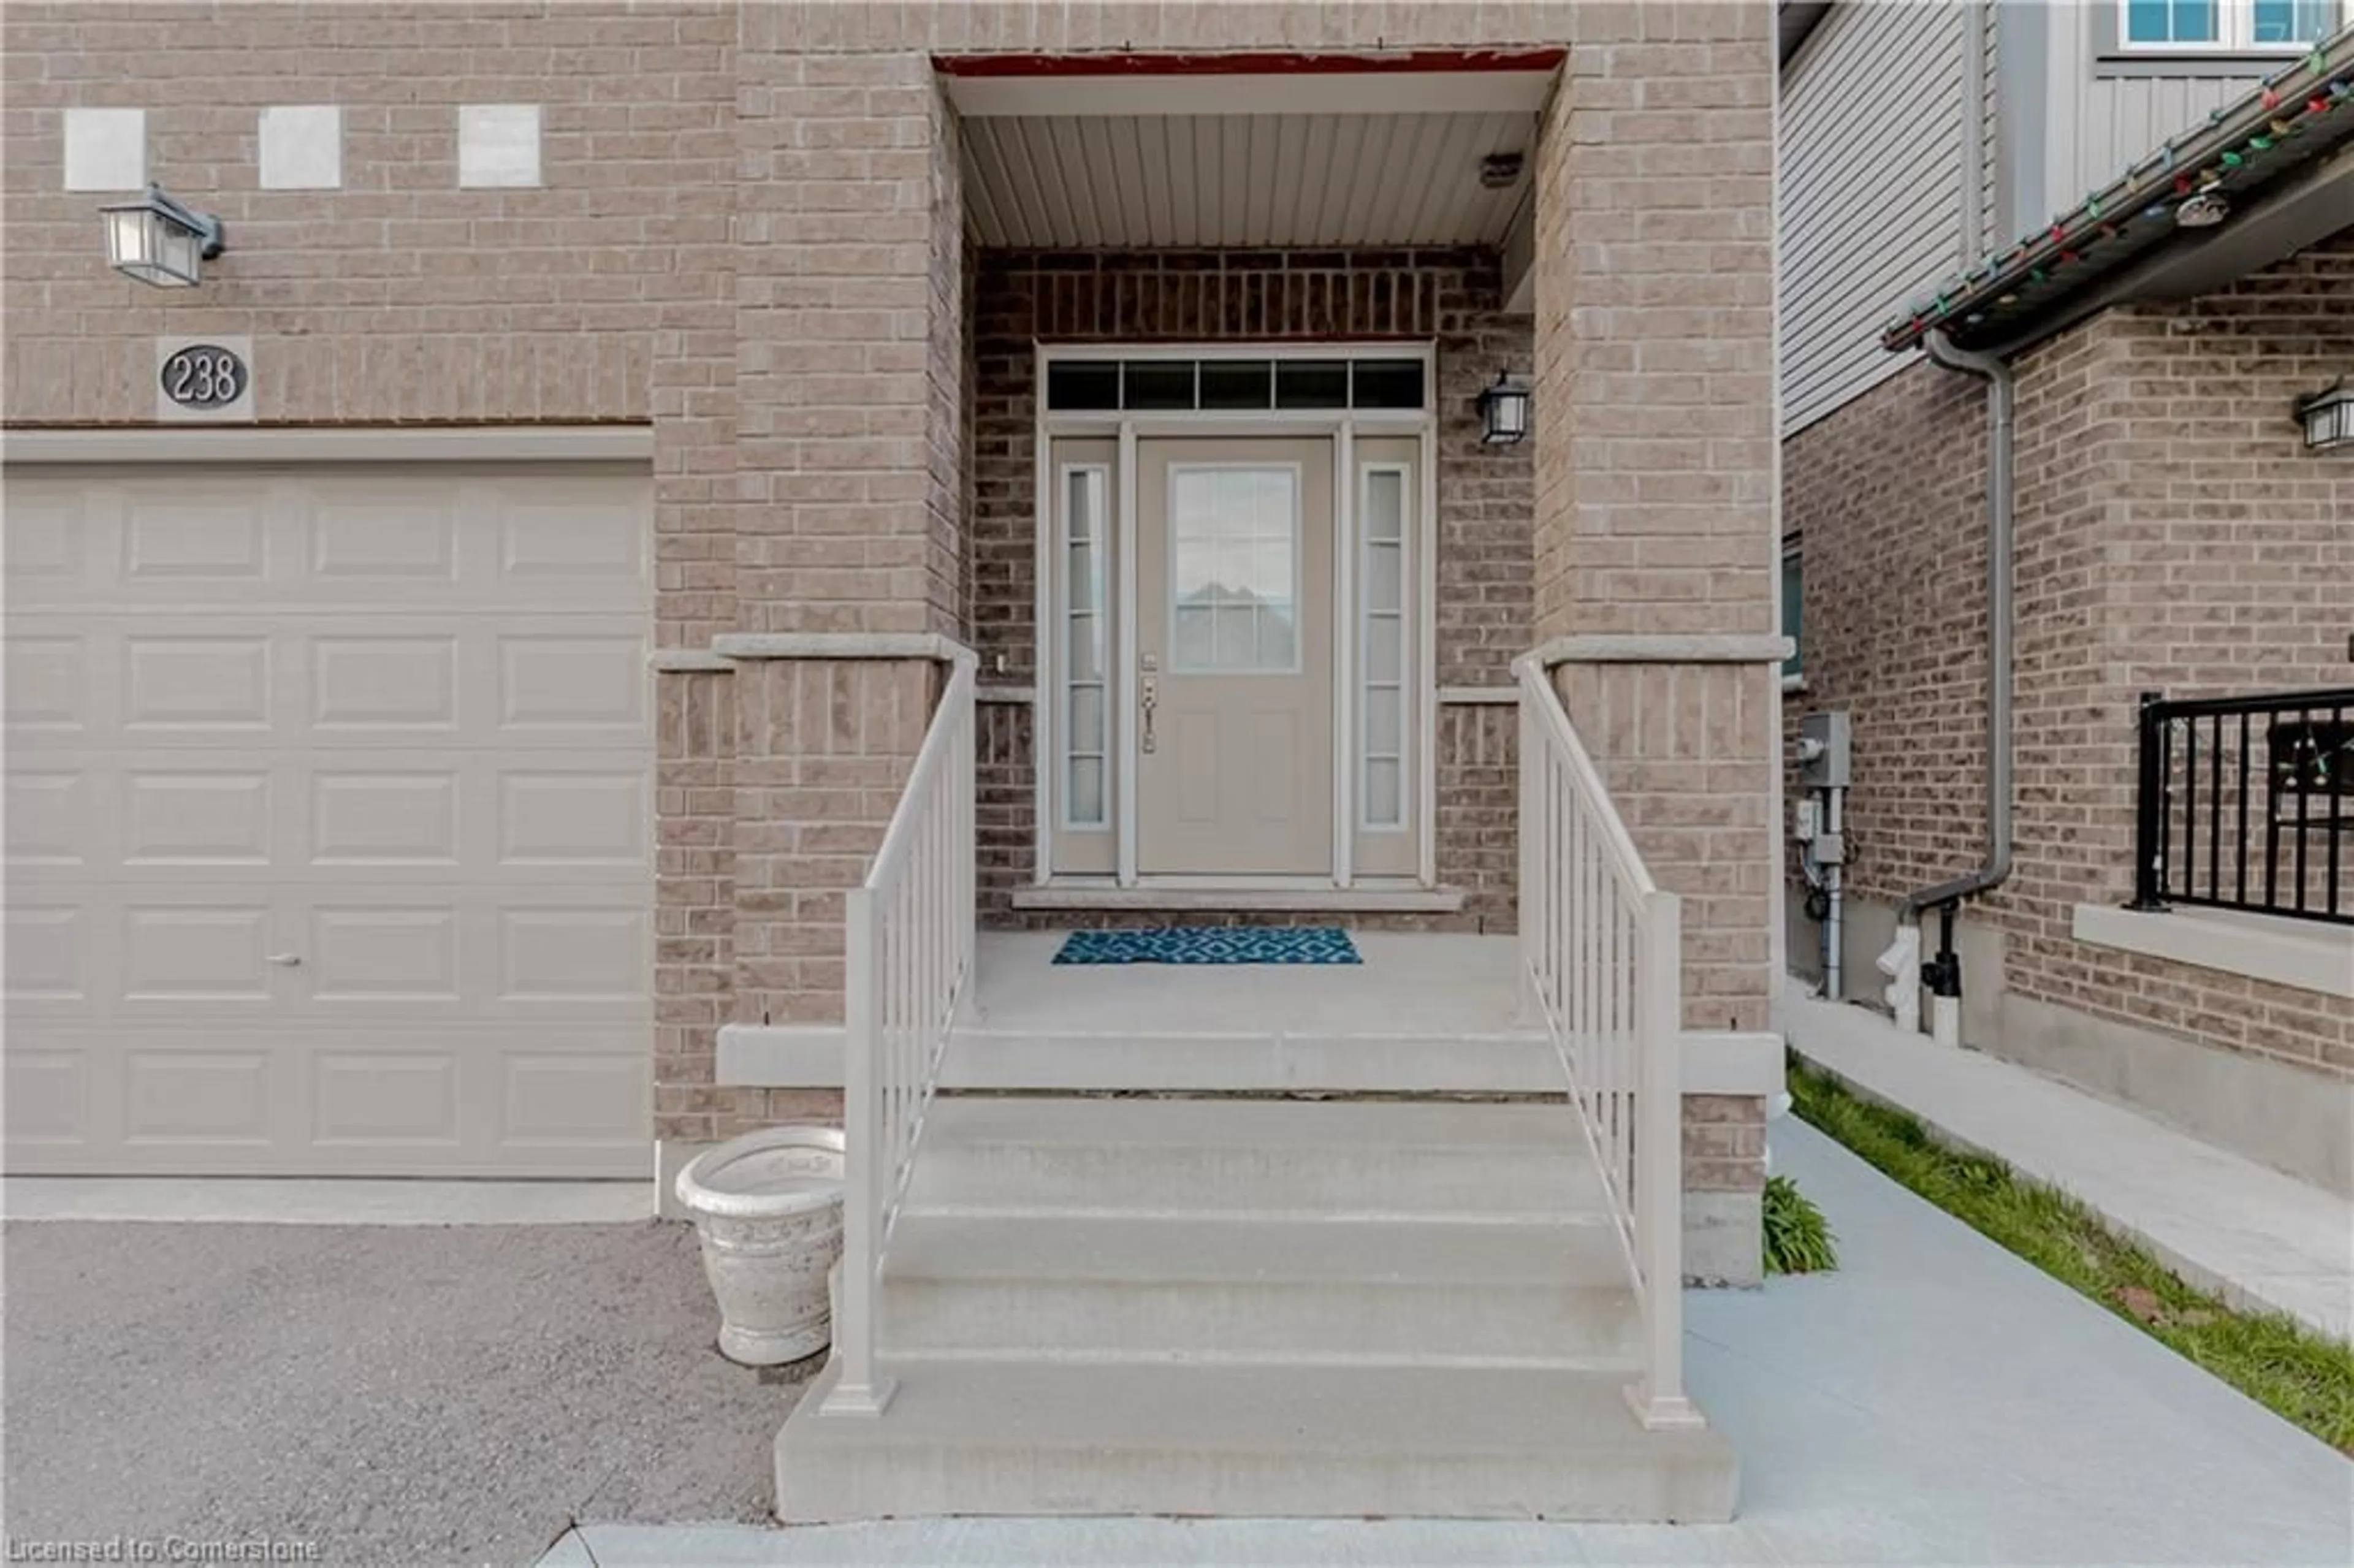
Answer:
1514, 656, 1701, 1432
820, 652, 978, 1418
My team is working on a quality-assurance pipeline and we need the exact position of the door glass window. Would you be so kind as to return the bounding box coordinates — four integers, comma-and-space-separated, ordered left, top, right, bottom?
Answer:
1360, 467, 1409, 829
1168, 467, 1300, 674
1063, 466, 1110, 827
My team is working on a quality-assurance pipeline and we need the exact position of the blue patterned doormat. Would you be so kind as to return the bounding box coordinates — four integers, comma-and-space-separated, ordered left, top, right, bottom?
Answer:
1051, 927, 1362, 966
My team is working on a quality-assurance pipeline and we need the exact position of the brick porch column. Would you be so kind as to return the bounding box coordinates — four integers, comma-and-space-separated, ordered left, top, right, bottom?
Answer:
1531, 11, 1780, 1281
655, 28, 967, 1170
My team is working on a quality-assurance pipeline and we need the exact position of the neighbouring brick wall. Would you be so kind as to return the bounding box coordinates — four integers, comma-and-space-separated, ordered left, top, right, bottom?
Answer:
1785, 229, 2354, 1083
969, 247, 1534, 925
1780, 361, 1990, 899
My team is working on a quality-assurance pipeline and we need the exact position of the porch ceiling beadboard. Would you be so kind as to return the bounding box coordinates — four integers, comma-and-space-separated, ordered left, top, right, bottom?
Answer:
961, 113, 1537, 249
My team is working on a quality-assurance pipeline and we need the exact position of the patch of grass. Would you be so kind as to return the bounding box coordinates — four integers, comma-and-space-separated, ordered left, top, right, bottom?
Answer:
1763, 1173, 1838, 1275
1788, 1048, 2354, 1453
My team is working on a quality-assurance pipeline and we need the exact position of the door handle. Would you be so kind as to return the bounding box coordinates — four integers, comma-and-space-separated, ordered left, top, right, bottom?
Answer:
265, 953, 304, 967
1140, 677, 1158, 755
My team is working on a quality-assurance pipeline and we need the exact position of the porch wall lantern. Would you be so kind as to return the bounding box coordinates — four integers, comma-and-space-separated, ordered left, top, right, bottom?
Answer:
101, 184, 226, 288
2295, 378, 2353, 452
1477, 369, 1532, 447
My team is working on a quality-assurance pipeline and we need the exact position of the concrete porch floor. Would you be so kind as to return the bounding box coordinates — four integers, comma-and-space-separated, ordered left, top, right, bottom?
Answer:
946, 931, 1545, 1095
966, 929, 1527, 1037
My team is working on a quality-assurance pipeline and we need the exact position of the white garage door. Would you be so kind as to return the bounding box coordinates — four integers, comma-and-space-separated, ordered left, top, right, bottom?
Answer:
4, 461, 655, 1176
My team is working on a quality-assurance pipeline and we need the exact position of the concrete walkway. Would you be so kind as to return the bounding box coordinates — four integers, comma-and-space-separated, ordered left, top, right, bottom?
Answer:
1786, 992, 2354, 1341
535, 1119, 2352, 1567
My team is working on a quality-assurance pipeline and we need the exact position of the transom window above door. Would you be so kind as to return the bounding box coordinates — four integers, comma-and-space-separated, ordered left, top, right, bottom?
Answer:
1045, 357, 1428, 413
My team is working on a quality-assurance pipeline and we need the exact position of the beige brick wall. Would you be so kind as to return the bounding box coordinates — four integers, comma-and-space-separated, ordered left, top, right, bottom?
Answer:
1785, 230, 2354, 1083
5, 1, 1784, 1170
1534, 19, 1780, 1041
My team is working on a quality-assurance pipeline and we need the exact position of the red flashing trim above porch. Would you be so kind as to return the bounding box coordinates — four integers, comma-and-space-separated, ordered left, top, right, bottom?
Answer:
932, 47, 1567, 78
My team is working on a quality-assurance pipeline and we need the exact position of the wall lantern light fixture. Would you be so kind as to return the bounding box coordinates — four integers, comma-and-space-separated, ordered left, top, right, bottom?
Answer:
101, 184, 226, 287
2296, 377, 2352, 452
1477, 368, 1531, 447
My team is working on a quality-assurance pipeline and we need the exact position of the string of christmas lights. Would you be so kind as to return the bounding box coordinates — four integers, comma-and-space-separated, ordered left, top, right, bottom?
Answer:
1882, 40, 2354, 349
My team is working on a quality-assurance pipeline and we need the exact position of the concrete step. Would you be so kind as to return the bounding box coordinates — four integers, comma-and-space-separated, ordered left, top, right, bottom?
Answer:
775, 1358, 1737, 1521
940, 1026, 1559, 1094
881, 1211, 1639, 1368
906, 1097, 1607, 1219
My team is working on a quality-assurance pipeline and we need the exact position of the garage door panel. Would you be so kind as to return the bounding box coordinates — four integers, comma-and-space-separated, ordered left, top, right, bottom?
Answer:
500, 1050, 647, 1150
309, 478, 463, 587
497, 905, 652, 1007
3, 460, 653, 1178
497, 630, 648, 733
6, 767, 94, 867
124, 1046, 276, 1147
311, 768, 462, 867
312, 1050, 462, 1150
495, 766, 650, 867
14, 1025, 648, 1176
494, 474, 649, 587
310, 634, 462, 732
6, 905, 89, 1005
122, 767, 274, 866
122, 633, 275, 733
2, 481, 89, 585
122, 902, 276, 1002
5, 1046, 93, 1149
12, 468, 652, 613
4, 632, 94, 731
306, 905, 465, 1003
121, 479, 274, 584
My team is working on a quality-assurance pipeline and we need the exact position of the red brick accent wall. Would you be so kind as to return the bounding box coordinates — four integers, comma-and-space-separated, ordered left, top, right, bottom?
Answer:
1785, 230, 2354, 1081
969, 248, 1535, 926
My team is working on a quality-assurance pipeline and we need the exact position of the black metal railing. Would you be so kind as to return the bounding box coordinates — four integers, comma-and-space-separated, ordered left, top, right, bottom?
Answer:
2132, 687, 2354, 926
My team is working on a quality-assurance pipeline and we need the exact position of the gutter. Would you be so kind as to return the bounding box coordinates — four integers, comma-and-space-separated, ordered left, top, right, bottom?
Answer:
1905, 331, 2015, 919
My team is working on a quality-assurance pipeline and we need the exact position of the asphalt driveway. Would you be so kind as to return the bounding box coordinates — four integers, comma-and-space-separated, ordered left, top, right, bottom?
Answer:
3, 1218, 798, 1568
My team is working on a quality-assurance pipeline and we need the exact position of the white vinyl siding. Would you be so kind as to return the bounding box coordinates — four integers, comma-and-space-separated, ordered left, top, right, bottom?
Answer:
1779, 0, 1976, 434
2040, 3, 2284, 215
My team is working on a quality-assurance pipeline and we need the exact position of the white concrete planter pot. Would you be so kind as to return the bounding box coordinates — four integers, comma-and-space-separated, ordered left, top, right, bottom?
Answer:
674, 1126, 847, 1366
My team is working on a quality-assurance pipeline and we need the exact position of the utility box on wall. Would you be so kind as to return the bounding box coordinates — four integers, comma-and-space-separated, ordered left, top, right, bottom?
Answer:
1798, 710, 1851, 790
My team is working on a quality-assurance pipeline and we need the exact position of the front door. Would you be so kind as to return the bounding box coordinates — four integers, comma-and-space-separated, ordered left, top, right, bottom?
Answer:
1134, 437, 1335, 875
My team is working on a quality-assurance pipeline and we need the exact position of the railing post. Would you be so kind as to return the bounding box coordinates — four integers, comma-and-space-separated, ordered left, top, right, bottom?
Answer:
819, 886, 896, 1418
1626, 888, 1702, 1433
1515, 668, 1541, 1025
2128, 690, 2169, 911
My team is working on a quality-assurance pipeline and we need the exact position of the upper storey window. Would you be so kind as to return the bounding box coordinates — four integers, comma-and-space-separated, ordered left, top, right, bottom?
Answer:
2121, 0, 2345, 50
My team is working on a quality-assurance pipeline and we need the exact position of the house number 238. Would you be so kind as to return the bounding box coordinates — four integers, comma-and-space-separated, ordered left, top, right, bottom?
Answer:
160, 344, 247, 409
